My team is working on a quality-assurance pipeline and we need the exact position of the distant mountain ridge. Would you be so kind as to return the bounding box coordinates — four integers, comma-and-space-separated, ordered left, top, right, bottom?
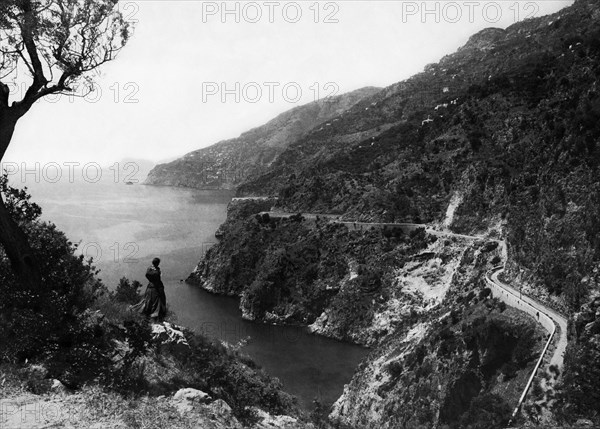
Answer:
144, 86, 381, 189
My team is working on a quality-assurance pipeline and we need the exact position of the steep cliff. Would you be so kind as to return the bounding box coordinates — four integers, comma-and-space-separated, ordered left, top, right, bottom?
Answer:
191, 199, 550, 427
188, 0, 600, 426
144, 87, 380, 190
235, 0, 600, 316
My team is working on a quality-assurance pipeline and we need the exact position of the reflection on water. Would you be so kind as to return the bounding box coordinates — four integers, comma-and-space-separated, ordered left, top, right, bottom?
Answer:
171, 285, 369, 409
22, 177, 368, 410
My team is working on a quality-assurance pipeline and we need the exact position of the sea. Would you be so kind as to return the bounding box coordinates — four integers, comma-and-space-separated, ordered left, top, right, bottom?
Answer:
17, 171, 367, 410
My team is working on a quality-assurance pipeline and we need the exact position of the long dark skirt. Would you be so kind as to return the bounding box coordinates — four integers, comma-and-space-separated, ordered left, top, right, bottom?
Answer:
130, 286, 166, 321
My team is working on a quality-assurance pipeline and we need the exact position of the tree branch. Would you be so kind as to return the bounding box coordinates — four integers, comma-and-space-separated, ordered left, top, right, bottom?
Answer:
18, 1, 49, 103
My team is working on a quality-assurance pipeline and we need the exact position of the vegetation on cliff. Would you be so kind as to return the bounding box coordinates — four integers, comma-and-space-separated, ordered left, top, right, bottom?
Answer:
186, 1, 600, 426
189, 199, 440, 345
0, 178, 303, 427
236, 0, 600, 319
193, 199, 552, 427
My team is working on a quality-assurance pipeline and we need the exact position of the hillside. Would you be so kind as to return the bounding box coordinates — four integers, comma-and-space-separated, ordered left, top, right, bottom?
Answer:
144, 87, 380, 189
191, 0, 600, 426
237, 0, 600, 314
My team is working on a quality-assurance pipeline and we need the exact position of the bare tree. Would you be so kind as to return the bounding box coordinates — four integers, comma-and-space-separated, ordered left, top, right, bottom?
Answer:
0, 0, 131, 292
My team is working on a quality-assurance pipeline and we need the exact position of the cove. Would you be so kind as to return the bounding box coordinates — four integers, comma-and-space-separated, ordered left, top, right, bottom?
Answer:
24, 176, 368, 410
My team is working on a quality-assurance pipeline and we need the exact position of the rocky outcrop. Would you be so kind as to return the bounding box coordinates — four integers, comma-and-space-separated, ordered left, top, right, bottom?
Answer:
329, 244, 547, 429
144, 87, 380, 190
170, 387, 311, 429
189, 199, 473, 346
151, 322, 190, 357
180, 0, 600, 425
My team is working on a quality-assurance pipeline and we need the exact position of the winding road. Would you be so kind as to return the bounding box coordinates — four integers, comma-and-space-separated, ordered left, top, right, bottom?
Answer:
260, 210, 569, 420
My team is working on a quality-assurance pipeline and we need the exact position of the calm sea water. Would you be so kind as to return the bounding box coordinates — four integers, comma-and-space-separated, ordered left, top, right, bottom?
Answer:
22, 175, 367, 410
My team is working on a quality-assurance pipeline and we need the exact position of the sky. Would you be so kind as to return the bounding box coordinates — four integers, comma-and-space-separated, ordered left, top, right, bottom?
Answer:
3, 0, 574, 167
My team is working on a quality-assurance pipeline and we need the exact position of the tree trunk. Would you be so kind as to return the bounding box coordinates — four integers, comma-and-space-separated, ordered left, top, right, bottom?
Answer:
0, 113, 43, 294
0, 195, 42, 293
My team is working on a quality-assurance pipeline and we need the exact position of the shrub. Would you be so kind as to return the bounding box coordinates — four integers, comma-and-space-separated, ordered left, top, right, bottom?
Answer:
459, 393, 511, 428
386, 360, 404, 378
112, 277, 143, 305
479, 287, 491, 299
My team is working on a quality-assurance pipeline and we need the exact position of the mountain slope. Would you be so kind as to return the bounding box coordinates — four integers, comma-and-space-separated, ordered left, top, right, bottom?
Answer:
144, 87, 380, 189
195, 0, 600, 426
237, 0, 600, 313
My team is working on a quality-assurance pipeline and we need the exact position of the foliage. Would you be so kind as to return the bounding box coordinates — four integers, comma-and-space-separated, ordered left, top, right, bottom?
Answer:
0, 0, 132, 105
556, 298, 600, 424
0, 177, 101, 362
165, 328, 299, 423
199, 210, 430, 342
233, 0, 600, 317
112, 277, 143, 305
0, 182, 301, 425
0, 174, 42, 223
458, 393, 512, 429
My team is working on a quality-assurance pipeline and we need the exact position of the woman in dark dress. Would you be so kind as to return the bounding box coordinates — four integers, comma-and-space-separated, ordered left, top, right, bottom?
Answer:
131, 257, 166, 322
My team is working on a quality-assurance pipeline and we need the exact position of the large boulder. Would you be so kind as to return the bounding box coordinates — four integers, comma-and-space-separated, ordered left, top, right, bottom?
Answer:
252, 408, 313, 428
171, 388, 212, 414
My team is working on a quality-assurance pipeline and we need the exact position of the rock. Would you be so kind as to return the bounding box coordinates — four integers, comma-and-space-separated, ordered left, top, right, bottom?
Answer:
151, 322, 190, 357
198, 399, 242, 429
574, 309, 596, 336
207, 399, 235, 419
575, 418, 595, 427
252, 408, 314, 429
171, 388, 211, 414
173, 388, 211, 403
583, 320, 600, 337
51, 379, 67, 393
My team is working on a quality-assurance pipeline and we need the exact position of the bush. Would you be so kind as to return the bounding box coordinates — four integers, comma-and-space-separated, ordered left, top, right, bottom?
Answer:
479, 287, 491, 299
386, 360, 404, 378
112, 277, 143, 304
170, 329, 298, 423
0, 179, 150, 390
459, 393, 511, 428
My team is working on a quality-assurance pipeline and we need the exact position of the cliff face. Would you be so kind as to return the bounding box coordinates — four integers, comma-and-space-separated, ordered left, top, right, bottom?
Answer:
190, 199, 448, 346
191, 199, 548, 427
234, 0, 600, 315
144, 87, 380, 190
186, 0, 600, 426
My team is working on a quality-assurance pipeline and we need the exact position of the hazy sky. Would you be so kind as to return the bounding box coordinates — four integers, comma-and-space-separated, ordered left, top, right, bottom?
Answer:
4, 0, 573, 166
